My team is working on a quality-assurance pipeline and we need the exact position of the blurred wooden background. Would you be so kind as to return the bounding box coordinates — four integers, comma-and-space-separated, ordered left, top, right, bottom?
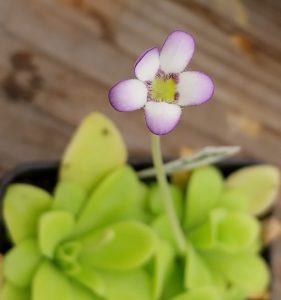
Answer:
0, 0, 280, 297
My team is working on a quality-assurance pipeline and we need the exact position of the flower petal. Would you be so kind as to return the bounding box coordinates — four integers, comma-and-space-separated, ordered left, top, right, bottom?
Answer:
135, 47, 160, 81
160, 30, 195, 74
177, 71, 214, 106
144, 102, 181, 135
109, 79, 148, 112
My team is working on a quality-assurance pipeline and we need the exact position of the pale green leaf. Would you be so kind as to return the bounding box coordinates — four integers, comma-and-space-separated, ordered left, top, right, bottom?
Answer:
121, 181, 151, 223
33, 261, 72, 300
53, 181, 87, 216
204, 252, 270, 294
185, 166, 223, 229
100, 269, 152, 300
216, 212, 260, 253
0, 282, 30, 300
152, 240, 174, 300
79, 221, 156, 270
152, 214, 178, 251
171, 286, 221, 300
55, 241, 82, 275
70, 280, 103, 300
223, 286, 247, 300
60, 113, 127, 192
70, 265, 105, 296
189, 210, 261, 253
218, 188, 248, 212
148, 183, 183, 219
225, 165, 280, 216
184, 243, 213, 289
188, 209, 226, 250
75, 166, 139, 235
3, 239, 42, 287
3, 184, 52, 244
39, 211, 75, 258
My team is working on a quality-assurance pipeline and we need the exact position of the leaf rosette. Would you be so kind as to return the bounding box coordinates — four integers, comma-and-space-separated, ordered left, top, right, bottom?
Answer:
1, 113, 279, 300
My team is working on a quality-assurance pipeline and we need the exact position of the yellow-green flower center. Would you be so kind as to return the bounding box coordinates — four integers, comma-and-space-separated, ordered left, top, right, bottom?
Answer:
151, 78, 176, 103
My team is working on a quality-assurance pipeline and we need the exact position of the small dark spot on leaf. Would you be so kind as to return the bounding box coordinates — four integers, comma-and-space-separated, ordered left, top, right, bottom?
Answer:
101, 127, 110, 136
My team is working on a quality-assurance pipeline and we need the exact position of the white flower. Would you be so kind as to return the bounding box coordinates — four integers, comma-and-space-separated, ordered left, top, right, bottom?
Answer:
109, 30, 214, 135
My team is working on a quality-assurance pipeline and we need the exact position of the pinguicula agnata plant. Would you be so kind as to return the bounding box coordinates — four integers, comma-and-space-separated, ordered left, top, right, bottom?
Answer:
0, 31, 280, 300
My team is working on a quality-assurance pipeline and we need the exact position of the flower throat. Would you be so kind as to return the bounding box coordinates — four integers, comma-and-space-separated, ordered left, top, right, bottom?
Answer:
150, 77, 176, 103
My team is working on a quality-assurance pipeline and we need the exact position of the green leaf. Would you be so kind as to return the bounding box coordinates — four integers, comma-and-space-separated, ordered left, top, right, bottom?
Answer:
33, 261, 72, 300
189, 209, 261, 253
70, 280, 103, 300
3, 184, 52, 244
53, 181, 87, 216
161, 260, 185, 299
55, 241, 82, 275
79, 221, 156, 270
184, 166, 223, 229
148, 183, 183, 219
100, 269, 152, 300
152, 215, 178, 251
171, 286, 221, 300
0, 282, 30, 300
75, 166, 139, 235
225, 165, 280, 216
216, 212, 260, 253
70, 265, 105, 297
152, 240, 174, 300
204, 252, 270, 294
188, 209, 226, 250
3, 239, 42, 287
218, 188, 248, 212
60, 113, 127, 192
39, 211, 75, 258
223, 286, 247, 300
184, 243, 213, 289
121, 181, 151, 223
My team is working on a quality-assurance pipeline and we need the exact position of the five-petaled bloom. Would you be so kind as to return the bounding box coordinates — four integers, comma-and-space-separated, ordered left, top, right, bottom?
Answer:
108, 30, 214, 135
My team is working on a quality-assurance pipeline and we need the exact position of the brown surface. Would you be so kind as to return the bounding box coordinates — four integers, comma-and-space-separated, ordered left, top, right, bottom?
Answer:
0, 0, 280, 297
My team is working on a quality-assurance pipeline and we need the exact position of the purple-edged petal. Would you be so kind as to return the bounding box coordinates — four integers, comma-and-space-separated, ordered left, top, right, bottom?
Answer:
144, 102, 182, 135
177, 71, 214, 106
109, 79, 148, 112
160, 30, 195, 74
135, 47, 160, 81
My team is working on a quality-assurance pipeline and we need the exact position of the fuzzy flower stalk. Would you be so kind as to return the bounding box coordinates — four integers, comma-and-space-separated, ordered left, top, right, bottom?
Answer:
109, 30, 214, 253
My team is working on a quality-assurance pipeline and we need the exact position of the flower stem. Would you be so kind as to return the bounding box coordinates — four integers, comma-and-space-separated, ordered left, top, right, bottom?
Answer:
151, 134, 186, 254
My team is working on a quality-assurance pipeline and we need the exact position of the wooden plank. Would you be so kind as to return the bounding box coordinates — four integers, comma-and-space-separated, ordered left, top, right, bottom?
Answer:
5, 0, 133, 85
0, 0, 13, 24
0, 2, 280, 167
0, 98, 72, 175
4, 0, 281, 138
181, 0, 281, 55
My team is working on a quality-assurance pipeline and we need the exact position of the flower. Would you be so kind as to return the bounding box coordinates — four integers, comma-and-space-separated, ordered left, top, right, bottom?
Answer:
109, 30, 214, 135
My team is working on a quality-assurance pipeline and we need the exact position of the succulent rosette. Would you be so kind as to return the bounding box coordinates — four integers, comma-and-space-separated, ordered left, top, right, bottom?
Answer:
109, 30, 214, 135
1, 113, 279, 300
